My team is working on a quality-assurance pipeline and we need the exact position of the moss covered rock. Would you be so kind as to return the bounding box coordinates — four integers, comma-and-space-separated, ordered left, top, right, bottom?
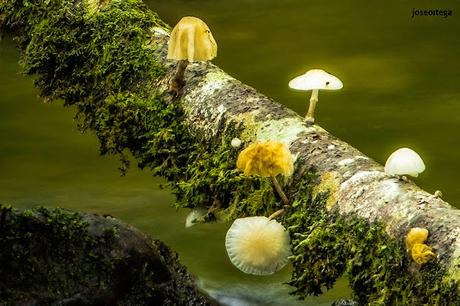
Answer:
0, 205, 216, 305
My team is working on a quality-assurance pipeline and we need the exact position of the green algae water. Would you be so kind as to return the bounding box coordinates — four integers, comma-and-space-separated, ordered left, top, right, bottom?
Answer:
1, 0, 459, 304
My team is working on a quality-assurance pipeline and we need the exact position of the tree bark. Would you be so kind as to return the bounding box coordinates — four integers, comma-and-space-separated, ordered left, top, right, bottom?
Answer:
2, 0, 460, 303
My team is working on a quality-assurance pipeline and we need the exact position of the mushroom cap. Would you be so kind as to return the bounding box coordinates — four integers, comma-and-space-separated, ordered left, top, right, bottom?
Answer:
185, 208, 207, 228
231, 137, 242, 148
225, 216, 291, 275
288, 69, 343, 91
236, 141, 294, 177
167, 16, 217, 62
405, 227, 429, 249
384, 148, 426, 177
410, 243, 435, 265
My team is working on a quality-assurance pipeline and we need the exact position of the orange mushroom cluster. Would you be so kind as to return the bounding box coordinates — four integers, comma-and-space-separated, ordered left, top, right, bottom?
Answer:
405, 227, 435, 265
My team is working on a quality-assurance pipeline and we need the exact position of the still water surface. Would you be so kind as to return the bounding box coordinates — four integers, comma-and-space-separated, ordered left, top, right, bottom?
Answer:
1, 0, 459, 304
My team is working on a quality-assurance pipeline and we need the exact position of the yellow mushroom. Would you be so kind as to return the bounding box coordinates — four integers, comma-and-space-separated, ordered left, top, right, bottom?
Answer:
167, 16, 217, 96
237, 141, 294, 206
410, 243, 435, 265
405, 227, 429, 249
225, 216, 291, 275
237, 141, 293, 177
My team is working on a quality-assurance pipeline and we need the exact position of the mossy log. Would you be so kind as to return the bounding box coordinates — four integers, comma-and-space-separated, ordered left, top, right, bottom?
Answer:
1, 0, 460, 304
0, 205, 216, 305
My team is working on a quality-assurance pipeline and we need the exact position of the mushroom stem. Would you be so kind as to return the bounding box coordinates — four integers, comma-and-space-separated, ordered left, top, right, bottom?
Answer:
270, 175, 289, 206
170, 59, 189, 96
268, 209, 285, 220
305, 89, 319, 123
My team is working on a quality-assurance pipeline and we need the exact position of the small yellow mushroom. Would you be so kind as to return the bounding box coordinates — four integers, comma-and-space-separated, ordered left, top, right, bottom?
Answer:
225, 216, 291, 275
167, 16, 217, 96
411, 243, 435, 265
405, 227, 429, 250
237, 141, 294, 206
237, 141, 293, 178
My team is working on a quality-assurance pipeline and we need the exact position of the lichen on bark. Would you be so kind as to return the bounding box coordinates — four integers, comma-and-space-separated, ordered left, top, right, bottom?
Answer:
284, 180, 460, 304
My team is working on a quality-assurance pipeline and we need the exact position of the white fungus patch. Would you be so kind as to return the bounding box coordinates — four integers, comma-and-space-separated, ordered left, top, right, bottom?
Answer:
338, 158, 355, 166
255, 118, 306, 147
217, 104, 226, 113
199, 71, 234, 95
151, 26, 169, 37
380, 179, 403, 203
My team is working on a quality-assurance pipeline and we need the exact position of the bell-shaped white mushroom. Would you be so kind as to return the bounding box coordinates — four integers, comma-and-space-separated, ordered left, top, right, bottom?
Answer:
225, 216, 291, 275
167, 16, 217, 97
167, 16, 217, 63
384, 148, 426, 177
289, 69, 343, 123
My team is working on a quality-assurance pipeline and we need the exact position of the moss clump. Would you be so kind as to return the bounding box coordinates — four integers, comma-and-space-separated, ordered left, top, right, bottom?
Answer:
284, 180, 460, 304
0, 204, 215, 305
171, 123, 280, 221
0, 0, 187, 176
0, 205, 117, 302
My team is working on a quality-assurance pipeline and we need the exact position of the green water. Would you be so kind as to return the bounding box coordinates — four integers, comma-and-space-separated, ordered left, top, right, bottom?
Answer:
1, 0, 459, 304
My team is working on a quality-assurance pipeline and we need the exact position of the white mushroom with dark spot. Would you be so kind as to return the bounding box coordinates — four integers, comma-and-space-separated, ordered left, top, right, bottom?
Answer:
289, 69, 343, 123
225, 216, 291, 275
384, 147, 426, 178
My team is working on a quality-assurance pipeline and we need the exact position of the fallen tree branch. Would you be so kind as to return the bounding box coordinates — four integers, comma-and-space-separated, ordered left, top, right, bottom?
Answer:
1, 0, 460, 303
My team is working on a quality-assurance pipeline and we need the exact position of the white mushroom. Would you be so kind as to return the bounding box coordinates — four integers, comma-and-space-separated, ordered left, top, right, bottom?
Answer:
384, 148, 426, 178
167, 16, 217, 96
225, 216, 291, 275
231, 137, 242, 148
185, 208, 207, 228
289, 69, 343, 123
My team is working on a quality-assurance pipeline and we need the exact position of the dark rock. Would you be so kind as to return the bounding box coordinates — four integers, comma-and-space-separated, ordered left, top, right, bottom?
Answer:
0, 205, 217, 305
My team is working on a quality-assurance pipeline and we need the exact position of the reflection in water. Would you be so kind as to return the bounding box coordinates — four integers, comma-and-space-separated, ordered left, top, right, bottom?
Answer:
1, 0, 460, 304
202, 278, 350, 306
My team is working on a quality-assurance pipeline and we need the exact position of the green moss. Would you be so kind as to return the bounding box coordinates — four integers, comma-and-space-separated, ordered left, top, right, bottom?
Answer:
2, 0, 459, 303
0, 0, 197, 180
0, 205, 117, 302
171, 122, 280, 221
0, 205, 215, 304
284, 179, 460, 304
1, 0, 284, 219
